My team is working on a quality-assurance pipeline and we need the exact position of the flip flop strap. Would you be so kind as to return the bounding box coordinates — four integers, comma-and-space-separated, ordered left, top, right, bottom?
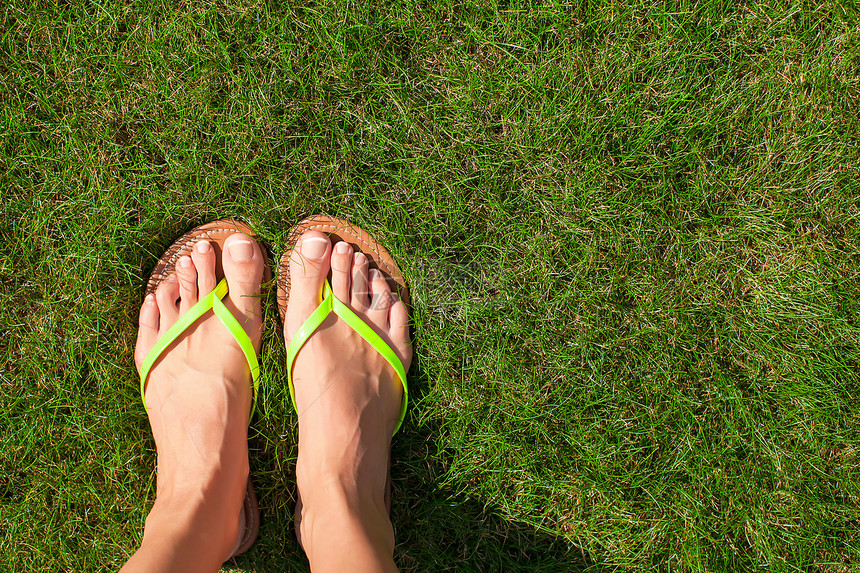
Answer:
286, 280, 409, 435
139, 278, 260, 418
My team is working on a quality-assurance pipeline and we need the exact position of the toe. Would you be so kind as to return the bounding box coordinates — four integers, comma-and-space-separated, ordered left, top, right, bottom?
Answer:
388, 299, 413, 369
286, 231, 331, 338
134, 293, 160, 370
368, 269, 393, 328
192, 240, 217, 296
331, 241, 353, 302
222, 233, 265, 339
351, 252, 370, 311
176, 255, 198, 313
155, 275, 180, 332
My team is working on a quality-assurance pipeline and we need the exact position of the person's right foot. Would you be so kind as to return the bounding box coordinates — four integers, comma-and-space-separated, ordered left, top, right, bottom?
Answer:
284, 230, 411, 563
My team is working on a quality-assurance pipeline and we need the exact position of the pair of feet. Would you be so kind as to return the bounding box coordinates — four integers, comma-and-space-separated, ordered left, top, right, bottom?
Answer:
122, 230, 410, 573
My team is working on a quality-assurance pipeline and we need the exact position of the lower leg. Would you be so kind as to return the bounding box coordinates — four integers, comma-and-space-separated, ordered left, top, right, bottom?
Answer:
295, 375, 399, 572
121, 366, 253, 573
121, 476, 244, 573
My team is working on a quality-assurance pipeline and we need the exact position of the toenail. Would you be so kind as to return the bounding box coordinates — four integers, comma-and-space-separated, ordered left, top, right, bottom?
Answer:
228, 239, 255, 262
145, 294, 156, 304
196, 241, 211, 253
336, 241, 351, 254
354, 252, 366, 264
178, 256, 192, 267
301, 236, 328, 259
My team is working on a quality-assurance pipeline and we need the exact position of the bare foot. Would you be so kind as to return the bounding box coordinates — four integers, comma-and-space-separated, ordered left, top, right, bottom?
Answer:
285, 231, 411, 572
123, 233, 264, 572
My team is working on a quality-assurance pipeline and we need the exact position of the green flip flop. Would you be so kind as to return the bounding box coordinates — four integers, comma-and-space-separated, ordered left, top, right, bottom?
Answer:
138, 219, 267, 558
139, 276, 261, 416
276, 215, 410, 436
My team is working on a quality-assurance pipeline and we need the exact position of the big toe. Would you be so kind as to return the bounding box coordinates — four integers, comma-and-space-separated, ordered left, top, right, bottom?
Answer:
222, 232, 265, 341
286, 231, 331, 337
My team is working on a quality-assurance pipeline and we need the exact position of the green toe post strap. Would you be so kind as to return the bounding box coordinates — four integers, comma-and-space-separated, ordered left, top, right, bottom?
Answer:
139, 278, 260, 419
287, 280, 409, 435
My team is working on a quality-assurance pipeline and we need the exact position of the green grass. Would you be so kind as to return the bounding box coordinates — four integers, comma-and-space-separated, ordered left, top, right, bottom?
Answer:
2, 0, 860, 570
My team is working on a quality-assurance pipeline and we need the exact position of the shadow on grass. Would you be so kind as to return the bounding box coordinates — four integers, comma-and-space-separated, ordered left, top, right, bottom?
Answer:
390, 351, 599, 572
391, 471, 595, 572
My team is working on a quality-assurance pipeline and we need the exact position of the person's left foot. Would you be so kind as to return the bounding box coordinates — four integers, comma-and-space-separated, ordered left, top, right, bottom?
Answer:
133, 232, 264, 562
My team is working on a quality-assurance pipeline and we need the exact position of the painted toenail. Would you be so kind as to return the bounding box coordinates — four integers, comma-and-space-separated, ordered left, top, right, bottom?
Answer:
301, 237, 328, 259
196, 240, 211, 253
228, 239, 254, 262
178, 256, 192, 267
336, 241, 351, 254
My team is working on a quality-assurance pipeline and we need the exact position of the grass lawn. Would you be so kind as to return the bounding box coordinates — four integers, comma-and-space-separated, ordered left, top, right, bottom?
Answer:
2, 0, 860, 570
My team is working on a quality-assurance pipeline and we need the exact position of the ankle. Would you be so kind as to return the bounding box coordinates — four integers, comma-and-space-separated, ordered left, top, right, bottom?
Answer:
298, 472, 387, 512
295, 438, 390, 516
141, 495, 240, 564
146, 461, 248, 554
297, 479, 394, 560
